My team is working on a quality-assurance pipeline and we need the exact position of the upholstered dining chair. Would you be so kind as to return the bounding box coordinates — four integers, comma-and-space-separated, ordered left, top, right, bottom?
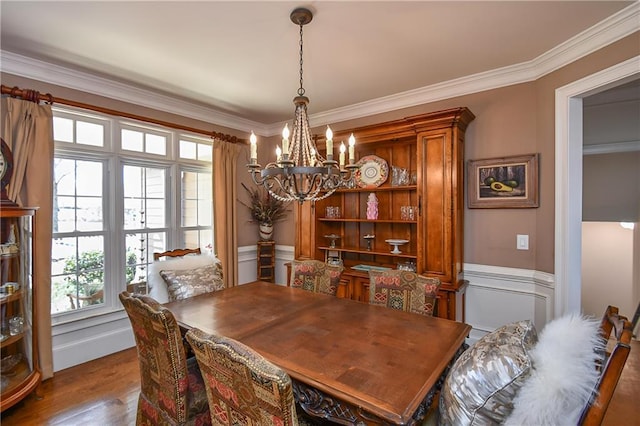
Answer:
290, 259, 344, 296
579, 305, 633, 426
368, 270, 440, 316
119, 292, 211, 425
185, 328, 301, 426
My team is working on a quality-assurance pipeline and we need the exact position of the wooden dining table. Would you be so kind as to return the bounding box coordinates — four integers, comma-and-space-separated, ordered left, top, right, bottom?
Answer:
164, 281, 471, 425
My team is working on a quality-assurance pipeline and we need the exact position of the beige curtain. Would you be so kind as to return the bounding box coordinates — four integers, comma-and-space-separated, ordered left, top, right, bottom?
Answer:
1, 97, 54, 379
213, 139, 242, 287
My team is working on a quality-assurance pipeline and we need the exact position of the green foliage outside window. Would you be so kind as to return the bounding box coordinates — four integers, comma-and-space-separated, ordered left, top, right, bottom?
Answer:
53, 250, 137, 303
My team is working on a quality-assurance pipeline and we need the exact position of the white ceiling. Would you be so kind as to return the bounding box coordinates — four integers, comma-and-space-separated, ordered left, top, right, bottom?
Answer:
0, 1, 636, 131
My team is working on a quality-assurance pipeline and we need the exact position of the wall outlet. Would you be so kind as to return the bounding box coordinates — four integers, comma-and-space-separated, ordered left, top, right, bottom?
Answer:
517, 234, 529, 250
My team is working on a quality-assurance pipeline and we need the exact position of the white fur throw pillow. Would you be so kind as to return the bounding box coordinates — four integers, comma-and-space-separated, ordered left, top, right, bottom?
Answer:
505, 313, 604, 426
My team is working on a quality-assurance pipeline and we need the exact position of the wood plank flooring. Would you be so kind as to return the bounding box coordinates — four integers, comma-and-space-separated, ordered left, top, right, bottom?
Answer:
1, 341, 639, 425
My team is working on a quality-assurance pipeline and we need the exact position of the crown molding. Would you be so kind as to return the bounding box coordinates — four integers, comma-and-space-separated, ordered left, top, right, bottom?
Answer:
0, 51, 269, 135
2, 3, 637, 137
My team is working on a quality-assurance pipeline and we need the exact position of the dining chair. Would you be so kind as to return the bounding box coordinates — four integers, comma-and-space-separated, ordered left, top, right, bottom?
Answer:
119, 291, 211, 425
579, 305, 633, 425
290, 259, 344, 296
185, 328, 300, 426
368, 270, 440, 316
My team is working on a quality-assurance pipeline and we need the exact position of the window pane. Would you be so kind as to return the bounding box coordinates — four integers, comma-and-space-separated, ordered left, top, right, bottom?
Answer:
53, 159, 104, 233
180, 140, 197, 159
51, 236, 104, 314
198, 144, 212, 161
123, 166, 142, 198
145, 169, 165, 198
55, 196, 76, 233
54, 159, 76, 196
76, 121, 104, 147
122, 129, 143, 152
76, 161, 103, 196
76, 197, 103, 231
181, 170, 212, 227
146, 200, 165, 228
124, 198, 144, 229
183, 229, 213, 253
123, 165, 166, 229
182, 199, 197, 226
146, 133, 166, 156
53, 117, 74, 143
127, 231, 167, 293
198, 201, 212, 227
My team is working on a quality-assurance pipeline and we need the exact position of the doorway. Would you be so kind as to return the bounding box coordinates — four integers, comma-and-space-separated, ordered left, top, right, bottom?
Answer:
555, 55, 639, 318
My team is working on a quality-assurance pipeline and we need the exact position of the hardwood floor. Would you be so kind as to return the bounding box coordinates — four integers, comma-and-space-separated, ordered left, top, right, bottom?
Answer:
1, 341, 639, 425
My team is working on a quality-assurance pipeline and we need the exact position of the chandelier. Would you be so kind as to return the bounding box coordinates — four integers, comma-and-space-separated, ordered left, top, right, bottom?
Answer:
247, 7, 357, 203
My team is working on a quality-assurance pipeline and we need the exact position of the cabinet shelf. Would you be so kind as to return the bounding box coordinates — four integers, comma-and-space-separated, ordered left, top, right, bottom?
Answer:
0, 330, 25, 349
319, 218, 417, 224
318, 245, 417, 259
0, 290, 23, 306
336, 185, 417, 193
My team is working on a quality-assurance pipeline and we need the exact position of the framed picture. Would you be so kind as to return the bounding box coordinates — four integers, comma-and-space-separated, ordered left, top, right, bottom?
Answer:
467, 153, 539, 208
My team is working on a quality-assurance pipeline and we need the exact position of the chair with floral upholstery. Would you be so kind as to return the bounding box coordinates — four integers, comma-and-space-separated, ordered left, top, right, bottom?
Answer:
368, 270, 440, 316
119, 291, 211, 425
185, 328, 300, 426
289, 259, 344, 296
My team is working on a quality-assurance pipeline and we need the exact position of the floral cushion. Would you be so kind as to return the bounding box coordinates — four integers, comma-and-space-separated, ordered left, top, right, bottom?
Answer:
290, 259, 343, 296
368, 270, 440, 316
160, 263, 225, 302
439, 320, 538, 425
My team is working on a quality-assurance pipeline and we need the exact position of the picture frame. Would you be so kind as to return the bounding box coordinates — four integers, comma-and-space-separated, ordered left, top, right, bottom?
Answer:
467, 153, 539, 208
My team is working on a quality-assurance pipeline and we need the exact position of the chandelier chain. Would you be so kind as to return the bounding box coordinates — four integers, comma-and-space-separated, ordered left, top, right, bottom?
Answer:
298, 22, 305, 97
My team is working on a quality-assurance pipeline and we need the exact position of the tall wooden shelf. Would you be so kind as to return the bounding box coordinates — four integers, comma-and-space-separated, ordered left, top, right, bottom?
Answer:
294, 107, 474, 321
0, 205, 41, 412
256, 241, 276, 283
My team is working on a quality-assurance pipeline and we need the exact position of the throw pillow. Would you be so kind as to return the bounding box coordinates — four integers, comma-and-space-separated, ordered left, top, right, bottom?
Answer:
148, 254, 220, 303
504, 313, 604, 426
439, 320, 538, 425
160, 263, 225, 302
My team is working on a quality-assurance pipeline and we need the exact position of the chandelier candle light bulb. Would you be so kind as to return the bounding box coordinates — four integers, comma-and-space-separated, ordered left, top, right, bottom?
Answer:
250, 132, 257, 162
326, 126, 333, 159
282, 124, 290, 155
276, 146, 282, 163
339, 142, 346, 168
348, 134, 356, 164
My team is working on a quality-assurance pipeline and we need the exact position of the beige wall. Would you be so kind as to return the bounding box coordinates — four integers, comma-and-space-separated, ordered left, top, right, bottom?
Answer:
583, 152, 640, 222
4, 31, 639, 273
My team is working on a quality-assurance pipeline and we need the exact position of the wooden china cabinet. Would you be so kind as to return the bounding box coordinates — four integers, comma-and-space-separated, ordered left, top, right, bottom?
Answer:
0, 205, 41, 412
294, 107, 474, 321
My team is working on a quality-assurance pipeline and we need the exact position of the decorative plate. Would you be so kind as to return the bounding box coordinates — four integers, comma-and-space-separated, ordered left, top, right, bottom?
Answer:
354, 155, 388, 188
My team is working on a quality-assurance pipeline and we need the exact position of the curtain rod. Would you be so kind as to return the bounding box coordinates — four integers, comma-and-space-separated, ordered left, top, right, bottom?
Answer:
1, 84, 246, 144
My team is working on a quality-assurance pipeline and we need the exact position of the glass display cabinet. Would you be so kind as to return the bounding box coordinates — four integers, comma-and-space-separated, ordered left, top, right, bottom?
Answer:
0, 206, 40, 412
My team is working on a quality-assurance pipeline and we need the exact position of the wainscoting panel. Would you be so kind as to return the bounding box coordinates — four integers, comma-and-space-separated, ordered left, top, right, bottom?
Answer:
238, 244, 294, 285
463, 263, 555, 343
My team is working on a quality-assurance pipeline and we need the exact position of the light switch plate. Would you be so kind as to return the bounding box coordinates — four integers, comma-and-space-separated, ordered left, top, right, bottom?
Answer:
517, 234, 529, 250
